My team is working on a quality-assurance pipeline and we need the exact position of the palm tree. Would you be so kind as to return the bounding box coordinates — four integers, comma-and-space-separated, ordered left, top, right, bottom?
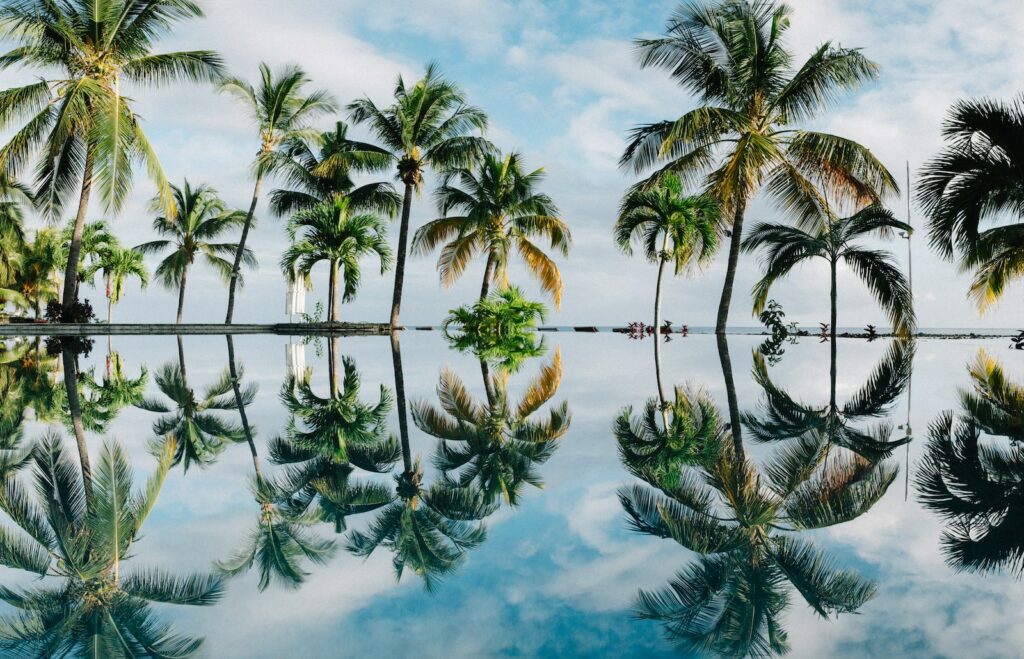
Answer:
218, 337, 336, 591
136, 362, 248, 473
270, 121, 400, 217
0, 433, 223, 656
0, 173, 29, 284
136, 180, 251, 323
281, 197, 392, 323
620, 433, 894, 656
412, 151, 572, 305
0, 0, 224, 315
916, 351, 1024, 576
220, 63, 337, 324
615, 174, 720, 418
88, 244, 148, 323
412, 351, 571, 506
917, 96, 1024, 312
742, 205, 916, 351
61, 218, 118, 302
348, 63, 490, 327
270, 353, 400, 532
14, 228, 62, 318
621, 0, 897, 334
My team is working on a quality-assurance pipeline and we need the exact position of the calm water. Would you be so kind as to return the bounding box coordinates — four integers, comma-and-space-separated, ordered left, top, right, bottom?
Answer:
0, 331, 1020, 658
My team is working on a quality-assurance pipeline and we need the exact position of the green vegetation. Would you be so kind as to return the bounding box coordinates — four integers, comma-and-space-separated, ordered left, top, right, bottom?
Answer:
442, 287, 547, 370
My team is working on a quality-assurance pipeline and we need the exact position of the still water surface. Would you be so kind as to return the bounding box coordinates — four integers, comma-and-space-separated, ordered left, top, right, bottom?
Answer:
0, 332, 1019, 658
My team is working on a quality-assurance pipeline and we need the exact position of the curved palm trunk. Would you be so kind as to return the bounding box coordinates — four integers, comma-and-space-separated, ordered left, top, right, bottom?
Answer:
390, 331, 412, 474
62, 149, 96, 315
480, 359, 496, 406
225, 175, 263, 325
176, 263, 190, 324
716, 333, 745, 461
61, 347, 93, 510
176, 335, 188, 383
329, 259, 339, 323
480, 252, 496, 301
715, 197, 748, 336
830, 258, 838, 410
390, 183, 415, 328
654, 233, 670, 430
226, 335, 261, 478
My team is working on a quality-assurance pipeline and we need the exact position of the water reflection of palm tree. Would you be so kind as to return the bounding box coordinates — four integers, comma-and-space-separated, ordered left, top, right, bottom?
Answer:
743, 339, 914, 461
620, 423, 894, 657
917, 351, 1024, 576
346, 333, 496, 591
271, 349, 400, 532
412, 351, 570, 506
0, 434, 223, 656
218, 336, 336, 591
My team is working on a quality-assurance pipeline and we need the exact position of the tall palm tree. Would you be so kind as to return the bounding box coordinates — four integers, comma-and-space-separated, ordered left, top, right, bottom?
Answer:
0, 433, 223, 656
270, 352, 400, 532
918, 96, 1024, 312
621, 0, 897, 334
916, 351, 1024, 576
412, 351, 571, 506
14, 228, 62, 318
218, 337, 336, 591
87, 244, 148, 323
615, 174, 720, 419
742, 205, 916, 351
0, 0, 224, 315
220, 63, 337, 324
348, 63, 490, 327
270, 121, 400, 217
281, 197, 392, 323
412, 151, 572, 305
620, 433, 893, 656
61, 218, 118, 302
136, 180, 251, 323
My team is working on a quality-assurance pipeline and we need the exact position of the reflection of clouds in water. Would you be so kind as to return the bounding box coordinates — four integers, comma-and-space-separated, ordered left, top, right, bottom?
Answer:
3, 333, 1023, 657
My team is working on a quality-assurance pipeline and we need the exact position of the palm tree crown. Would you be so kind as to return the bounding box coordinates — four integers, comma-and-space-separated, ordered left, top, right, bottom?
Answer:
412, 151, 572, 305
622, 0, 896, 333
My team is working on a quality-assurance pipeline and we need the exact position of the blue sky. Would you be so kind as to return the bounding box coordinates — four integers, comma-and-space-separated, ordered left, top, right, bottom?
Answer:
4, 0, 1024, 328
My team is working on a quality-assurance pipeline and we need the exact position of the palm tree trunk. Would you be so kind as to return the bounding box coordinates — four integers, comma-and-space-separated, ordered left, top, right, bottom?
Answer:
480, 252, 496, 301
329, 336, 339, 399
61, 347, 93, 510
107, 296, 113, 324
329, 259, 340, 323
225, 175, 263, 325
390, 331, 412, 474
716, 333, 745, 461
177, 335, 187, 382
390, 183, 415, 328
830, 257, 838, 410
654, 232, 670, 430
226, 335, 261, 478
715, 197, 748, 335
62, 148, 96, 316
176, 263, 189, 324
480, 359, 496, 406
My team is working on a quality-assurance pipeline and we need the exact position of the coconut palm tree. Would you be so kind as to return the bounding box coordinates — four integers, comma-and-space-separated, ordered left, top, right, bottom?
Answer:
136, 362, 248, 473
742, 205, 916, 350
0, 433, 223, 656
916, 351, 1024, 576
917, 96, 1024, 312
0, 0, 224, 316
270, 352, 400, 533
219, 64, 337, 324
270, 121, 400, 217
86, 244, 149, 323
615, 174, 721, 419
413, 350, 570, 506
136, 180, 251, 323
620, 432, 893, 656
218, 337, 336, 591
281, 197, 392, 323
412, 151, 572, 305
348, 63, 490, 327
61, 219, 118, 301
621, 0, 897, 334
0, 173, 29, 284
13, 228, 62, 318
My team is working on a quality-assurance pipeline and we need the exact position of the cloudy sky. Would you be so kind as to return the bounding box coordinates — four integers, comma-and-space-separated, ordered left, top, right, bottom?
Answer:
5, 0, 1024, 329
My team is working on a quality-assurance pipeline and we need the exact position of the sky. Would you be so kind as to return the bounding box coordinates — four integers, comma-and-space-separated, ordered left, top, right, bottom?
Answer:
4, 0, 1024, 329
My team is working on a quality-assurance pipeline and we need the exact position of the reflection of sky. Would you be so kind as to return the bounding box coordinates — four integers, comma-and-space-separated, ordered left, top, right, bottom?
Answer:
2, 333, 1022, 658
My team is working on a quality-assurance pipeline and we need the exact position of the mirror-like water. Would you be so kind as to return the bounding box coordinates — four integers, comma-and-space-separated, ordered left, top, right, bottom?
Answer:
0, 332, 1019, 658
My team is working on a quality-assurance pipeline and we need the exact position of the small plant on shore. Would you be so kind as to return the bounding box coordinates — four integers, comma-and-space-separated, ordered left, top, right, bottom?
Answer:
443, 287, 546, 370
757, 300, 798, 365
1011, 331, 1024, 350
865, 324, 879, 341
